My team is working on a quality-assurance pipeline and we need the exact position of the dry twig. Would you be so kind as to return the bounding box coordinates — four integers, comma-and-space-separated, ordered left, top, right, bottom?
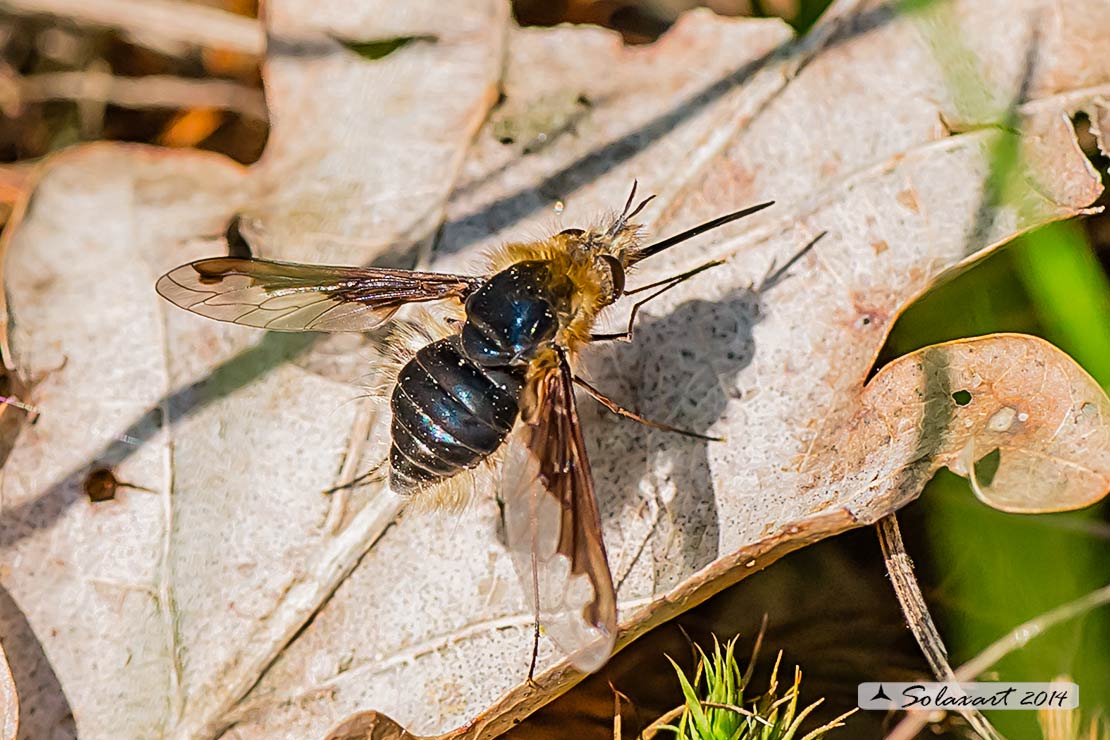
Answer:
877, 514, 1003, 740
885, 582, 1110, 740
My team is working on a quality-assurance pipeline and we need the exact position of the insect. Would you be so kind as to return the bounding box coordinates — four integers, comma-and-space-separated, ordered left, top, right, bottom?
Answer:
155, 185, 772, 675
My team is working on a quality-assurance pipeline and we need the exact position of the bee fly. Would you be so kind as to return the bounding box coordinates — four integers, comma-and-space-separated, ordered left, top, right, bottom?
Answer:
156, 185, 772, 674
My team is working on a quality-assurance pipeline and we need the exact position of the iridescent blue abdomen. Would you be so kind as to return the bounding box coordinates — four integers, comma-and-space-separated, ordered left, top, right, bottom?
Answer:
389, 335, 524, 493
389, 260, 570, 494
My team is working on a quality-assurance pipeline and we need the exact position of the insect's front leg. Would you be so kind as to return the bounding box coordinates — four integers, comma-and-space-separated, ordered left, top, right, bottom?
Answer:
589, 260, 723, 342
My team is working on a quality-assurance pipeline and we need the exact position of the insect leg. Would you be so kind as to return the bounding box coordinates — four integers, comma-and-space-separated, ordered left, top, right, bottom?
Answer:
527, 475, 542, 686
757, 231, 826, 293
322, 457, 387, 494
573, 376, 722, 442
589, 260, 723, 342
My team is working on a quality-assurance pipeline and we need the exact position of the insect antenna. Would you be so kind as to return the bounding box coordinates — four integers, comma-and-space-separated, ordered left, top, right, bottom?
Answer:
608, 180, 656, 237
619, 180, 639, 219
629, 200, 775, 263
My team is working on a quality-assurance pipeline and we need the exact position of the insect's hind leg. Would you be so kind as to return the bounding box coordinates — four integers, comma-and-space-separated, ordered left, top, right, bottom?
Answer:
589, 259, 723, 342
527, 534, 542, 686
323, 457, 387, 495
322, 455, 389, 535
573, 376, 722, 442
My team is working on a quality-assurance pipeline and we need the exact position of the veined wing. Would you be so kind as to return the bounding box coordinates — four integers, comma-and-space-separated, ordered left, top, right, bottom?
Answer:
500, 349, 617, 673
156, 257, 481, 332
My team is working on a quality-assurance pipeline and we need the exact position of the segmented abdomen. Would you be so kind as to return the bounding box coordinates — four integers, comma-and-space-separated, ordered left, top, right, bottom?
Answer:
389, 335, 524, 494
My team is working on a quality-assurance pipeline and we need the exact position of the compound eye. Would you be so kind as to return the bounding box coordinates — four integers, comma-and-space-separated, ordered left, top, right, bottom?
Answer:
558, 228, 585, 237
598, 254, 626, 297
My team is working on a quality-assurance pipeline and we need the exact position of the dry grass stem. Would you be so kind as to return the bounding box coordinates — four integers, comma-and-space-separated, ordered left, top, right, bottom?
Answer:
877, 514, 1002, 740
885, 582, 1110, 740
3, 70, 266, 119
0, 0, 264, 56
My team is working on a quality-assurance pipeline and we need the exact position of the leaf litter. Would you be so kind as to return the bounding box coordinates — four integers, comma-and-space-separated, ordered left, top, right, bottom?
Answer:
1, 0, 1109, 738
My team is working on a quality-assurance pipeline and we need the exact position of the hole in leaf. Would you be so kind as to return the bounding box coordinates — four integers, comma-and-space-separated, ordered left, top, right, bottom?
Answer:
1072, 112, 1110, 180
973, 447, 1001, 487
513, 1, 672, 44
952, 389, 972, 406
224, 214, 252, 259
339, 35, 437, 61
511, 0, 821, 44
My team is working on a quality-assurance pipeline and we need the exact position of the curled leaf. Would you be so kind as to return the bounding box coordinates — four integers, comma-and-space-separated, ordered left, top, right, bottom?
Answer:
324, 710, 423, 740
803, 334, 1110, 515
1, 0, 1109, 738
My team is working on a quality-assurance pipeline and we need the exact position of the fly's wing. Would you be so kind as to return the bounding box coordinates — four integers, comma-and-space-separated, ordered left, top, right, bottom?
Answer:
156, 257, 481, 332
500, 350, 617, 673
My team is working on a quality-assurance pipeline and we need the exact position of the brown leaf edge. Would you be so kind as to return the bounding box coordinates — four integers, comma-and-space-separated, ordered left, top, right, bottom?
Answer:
420, 335, 1109, 740
322, 508, 859, 740
324, 710, 423, 740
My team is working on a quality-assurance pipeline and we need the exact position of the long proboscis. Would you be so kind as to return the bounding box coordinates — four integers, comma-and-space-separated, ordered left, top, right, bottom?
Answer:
632, 200, 774, 263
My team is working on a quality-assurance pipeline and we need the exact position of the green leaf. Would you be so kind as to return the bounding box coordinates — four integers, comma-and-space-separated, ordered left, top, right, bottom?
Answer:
668, 655, 712, 738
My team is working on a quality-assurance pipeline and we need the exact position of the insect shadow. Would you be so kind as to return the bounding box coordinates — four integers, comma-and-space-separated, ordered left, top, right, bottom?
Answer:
583, 287, 759, 592
0, 0, 906, 549
582, 238, 818, 593
0, 583, 75, 738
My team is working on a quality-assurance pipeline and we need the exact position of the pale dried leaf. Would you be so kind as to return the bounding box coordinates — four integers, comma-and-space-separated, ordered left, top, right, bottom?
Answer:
802, 334, 1110, 514
0, 638, 15, 740
0, 0, 1109, 739
0, 2, 504, 738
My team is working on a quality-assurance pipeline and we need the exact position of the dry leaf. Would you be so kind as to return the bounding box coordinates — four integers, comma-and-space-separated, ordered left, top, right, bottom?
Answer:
323, 711, 422, 740
0, 638, 16, 740
802, 334, 1110, 515
0, 0, 1108, 739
